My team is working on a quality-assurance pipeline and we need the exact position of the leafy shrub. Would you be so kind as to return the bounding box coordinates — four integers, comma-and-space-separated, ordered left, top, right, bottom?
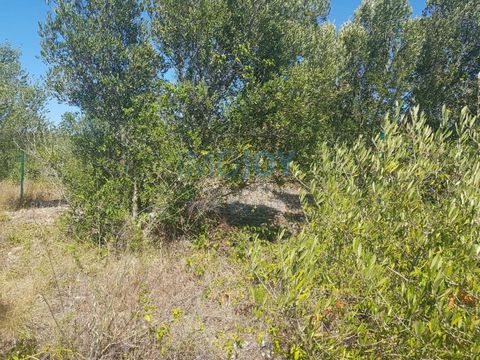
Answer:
247, 107, 480, 359
0, 43, 48, 182
56, 109, 203, 245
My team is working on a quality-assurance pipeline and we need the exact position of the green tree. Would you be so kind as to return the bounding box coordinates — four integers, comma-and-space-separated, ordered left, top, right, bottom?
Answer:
0, 43, 47, 180
228, 23, 346, 164
149, 0, 330, 149
41, 0, 173, 240
340, 0, 415, 135
411, 0, 480, 121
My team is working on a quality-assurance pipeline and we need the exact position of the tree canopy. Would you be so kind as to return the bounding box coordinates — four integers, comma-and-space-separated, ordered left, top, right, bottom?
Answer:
35, 0, 480, 238
0, 43, 46, 179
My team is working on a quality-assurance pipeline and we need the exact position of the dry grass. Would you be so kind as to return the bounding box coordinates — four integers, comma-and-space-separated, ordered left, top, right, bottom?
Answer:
0, 180, 64, 211
0, 207, 272, 359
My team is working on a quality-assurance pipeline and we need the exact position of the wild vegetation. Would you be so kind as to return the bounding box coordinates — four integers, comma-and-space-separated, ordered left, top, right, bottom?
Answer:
248, 108, 480, 358
1, 0, 479, 359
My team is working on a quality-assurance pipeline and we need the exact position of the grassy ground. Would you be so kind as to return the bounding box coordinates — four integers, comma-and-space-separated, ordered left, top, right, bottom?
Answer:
0, 186, 277, 359
0, 180, 64, 211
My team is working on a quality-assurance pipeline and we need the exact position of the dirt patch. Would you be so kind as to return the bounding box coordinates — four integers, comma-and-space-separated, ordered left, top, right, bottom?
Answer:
218, 183, 304, 235
5, 205, 67, 226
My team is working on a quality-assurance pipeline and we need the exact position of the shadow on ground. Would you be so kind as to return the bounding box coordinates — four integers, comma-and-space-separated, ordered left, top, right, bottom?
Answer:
16, 199, 67, 209
213, 183, 305, 240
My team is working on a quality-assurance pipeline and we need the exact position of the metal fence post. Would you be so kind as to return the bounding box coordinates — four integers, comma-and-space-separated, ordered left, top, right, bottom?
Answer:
20, 149, 25, 201
477, 72, 480, 116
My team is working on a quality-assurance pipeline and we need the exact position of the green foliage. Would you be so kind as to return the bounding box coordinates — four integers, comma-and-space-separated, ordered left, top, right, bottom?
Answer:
339, 0, 414, 134
149, 0, 331, 148
229, 24, 346, 164
411, 0, 480, 122
55, 102, 199, 244
333, 0, 479, 133
39, 0, 335, 241
3, 0, 480, 357
247, 108, 480, 358
38, 0, 480, 246
40, 0, 202, 242
0, 43, 47, 180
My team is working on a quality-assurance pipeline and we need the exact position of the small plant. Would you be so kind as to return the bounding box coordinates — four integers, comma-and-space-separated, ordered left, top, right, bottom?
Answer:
171, 308, 183, 322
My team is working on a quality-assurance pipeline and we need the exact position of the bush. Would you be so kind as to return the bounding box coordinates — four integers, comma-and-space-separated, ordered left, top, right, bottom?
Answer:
51, 99, 211, 246
247, 107, 480, 359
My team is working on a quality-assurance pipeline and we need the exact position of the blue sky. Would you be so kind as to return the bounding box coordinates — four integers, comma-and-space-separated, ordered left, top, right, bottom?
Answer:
330, 0, 424, 25
0, 0, 425, 124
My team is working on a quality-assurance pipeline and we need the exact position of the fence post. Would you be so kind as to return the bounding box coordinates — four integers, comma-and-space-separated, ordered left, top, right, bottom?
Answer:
20, 149, 25, 201
477, 72, 480, 116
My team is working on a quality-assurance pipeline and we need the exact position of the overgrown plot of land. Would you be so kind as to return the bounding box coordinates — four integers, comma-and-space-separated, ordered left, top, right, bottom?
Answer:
0, 204, 276, 359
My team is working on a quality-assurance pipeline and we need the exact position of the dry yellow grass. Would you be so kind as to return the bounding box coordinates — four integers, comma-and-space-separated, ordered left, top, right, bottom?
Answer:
0, 207, 271, 359
0, 180, 64, 211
